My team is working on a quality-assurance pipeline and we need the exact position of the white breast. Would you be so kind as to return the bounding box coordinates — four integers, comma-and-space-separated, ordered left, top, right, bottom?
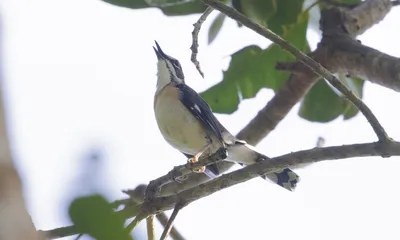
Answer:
154, 85, 219, 156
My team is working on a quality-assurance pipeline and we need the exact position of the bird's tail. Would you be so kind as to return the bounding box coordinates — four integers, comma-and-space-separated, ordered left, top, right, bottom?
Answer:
227, 141, 300, 191
204, 164, 220, 179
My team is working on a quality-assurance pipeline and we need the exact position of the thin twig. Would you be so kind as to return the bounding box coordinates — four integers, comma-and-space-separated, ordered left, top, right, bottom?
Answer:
156, 213, 186, 240
190, 6, 213, 78
74, 234, 83, 240
316, 137, 325, 148
160, 205, 183, 240
200, 0, 390, 142
147, 216, 156, 240
123, 187, 187, 240
126, 211, 147, 233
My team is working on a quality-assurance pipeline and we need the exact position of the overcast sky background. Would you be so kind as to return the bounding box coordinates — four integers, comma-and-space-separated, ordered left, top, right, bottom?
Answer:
2, 0, 400, 239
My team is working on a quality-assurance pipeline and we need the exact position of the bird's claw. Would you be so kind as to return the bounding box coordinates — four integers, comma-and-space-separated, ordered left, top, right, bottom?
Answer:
188, 157, 205, 173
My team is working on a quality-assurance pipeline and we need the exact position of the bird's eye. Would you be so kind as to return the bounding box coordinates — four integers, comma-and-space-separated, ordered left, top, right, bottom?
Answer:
171, 60, 181, 69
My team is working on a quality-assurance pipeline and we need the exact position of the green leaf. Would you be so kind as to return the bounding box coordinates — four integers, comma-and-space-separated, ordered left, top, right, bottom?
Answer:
336, 0, 361, 4
100, 0, 207, 16
239, 0, 277, 26
101, 0, 149, 9
299, 75, 365, 123
235, 0, 304, 36
200, 45, 263, 113
208, 13, 226, 44
299, 80, 346, 122
145, 0, 189, 6
160, 1, 207, 16
201, 12, 309, 114
69, 195, 132, 240
268, 0, 305, 35
259, 12, 309, 90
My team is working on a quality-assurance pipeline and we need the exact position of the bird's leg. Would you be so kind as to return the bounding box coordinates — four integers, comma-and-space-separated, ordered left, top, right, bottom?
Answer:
188, 140, 212, 173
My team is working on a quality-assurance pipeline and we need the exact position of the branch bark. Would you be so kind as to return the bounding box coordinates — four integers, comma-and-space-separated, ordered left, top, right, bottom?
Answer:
318, 0, 400, 92
320, 0, 392, 37
146, 216, 155, 240
127, 141, 400, 221
321, 36, 400, 91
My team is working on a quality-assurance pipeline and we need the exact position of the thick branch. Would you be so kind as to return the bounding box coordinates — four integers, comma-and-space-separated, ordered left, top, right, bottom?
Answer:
321, 0, 392, 37
345, 0, 391, 36
43, 140, 400, 239
41, 142, 386, 239
322, 36, 400, 92
134, 141, 400, 219
145, 149, 226, 200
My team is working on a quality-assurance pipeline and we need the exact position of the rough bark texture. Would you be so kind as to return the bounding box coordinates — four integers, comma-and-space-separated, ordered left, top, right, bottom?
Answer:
321, 37, 400, 91
320, 0, 392, 37
320, 0, 400, 91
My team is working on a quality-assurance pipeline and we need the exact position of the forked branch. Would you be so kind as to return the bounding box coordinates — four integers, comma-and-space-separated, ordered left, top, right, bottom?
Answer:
200, 0, 390, 142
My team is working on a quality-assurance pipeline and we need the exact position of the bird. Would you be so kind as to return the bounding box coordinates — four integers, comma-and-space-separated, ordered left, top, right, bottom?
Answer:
152, 41, 300, 191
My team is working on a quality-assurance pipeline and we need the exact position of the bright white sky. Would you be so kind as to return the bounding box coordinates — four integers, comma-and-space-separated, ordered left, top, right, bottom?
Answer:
2, 0, 400, 239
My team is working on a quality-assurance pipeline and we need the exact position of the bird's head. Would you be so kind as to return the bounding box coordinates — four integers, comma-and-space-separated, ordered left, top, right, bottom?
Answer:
153, 41, 185, 92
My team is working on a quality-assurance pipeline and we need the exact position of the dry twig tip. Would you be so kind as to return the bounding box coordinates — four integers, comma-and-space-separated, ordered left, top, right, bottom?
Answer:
190, 6, 213, 78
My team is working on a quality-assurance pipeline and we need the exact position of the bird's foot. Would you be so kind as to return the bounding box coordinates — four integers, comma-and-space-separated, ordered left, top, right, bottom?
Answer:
188, 156, 205, 173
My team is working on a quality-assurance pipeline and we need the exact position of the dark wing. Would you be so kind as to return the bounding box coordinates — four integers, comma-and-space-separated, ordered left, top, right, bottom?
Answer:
176, 83, 225, 144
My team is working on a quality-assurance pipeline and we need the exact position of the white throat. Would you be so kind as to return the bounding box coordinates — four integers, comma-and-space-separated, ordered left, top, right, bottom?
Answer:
156, 60, 184, 93
156, 60, 172, 93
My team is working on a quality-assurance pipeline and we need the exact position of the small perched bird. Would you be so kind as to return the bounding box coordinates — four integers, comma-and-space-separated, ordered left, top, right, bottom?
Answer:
152, 41, 300, 191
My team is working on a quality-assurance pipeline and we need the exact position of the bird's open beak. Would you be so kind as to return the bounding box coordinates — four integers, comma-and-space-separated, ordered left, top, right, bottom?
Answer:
153, 40, 165, 60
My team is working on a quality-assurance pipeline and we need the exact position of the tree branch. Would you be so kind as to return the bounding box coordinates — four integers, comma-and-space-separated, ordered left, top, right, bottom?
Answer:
159, 204, 182, 240
156, 212, 186, 240
131, 141, 400, 221
190, 6, 213, 78
321, 36, 400, 92
147, 216, 155, 240
145, 148, 226, 200
200, 0, 390, 142
42, 140, 400, 239
320, 0, 392, 37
